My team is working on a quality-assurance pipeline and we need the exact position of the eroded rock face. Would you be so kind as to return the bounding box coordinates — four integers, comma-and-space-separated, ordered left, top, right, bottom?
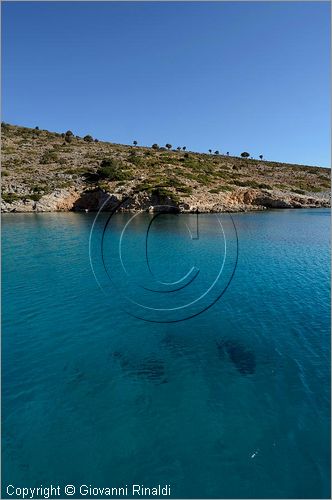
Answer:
1, 186, 330, 213
1, 188, 81, 213
72, 190, 120, 211
224, 188, 330, 211
38, 189, 82, 211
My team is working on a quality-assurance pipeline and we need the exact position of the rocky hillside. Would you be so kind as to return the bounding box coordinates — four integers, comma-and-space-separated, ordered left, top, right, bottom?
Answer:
1, 123, 330, 213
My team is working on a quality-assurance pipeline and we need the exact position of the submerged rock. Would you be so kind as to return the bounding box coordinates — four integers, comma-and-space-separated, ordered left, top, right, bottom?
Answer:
110, 351, 167, 384
217, 339, 256, 375
136, 358, 167, 383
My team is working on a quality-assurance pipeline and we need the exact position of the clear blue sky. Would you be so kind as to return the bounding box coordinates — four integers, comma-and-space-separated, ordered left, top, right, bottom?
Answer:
2, 1, 330, 166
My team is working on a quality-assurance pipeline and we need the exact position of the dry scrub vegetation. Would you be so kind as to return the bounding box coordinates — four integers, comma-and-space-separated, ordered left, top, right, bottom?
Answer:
1, 123, 330, 209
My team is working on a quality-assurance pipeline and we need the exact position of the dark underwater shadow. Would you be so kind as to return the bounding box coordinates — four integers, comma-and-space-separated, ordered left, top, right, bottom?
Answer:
216, 339, 256, 375
161, 332, 257, 377
110, 351, 168, 385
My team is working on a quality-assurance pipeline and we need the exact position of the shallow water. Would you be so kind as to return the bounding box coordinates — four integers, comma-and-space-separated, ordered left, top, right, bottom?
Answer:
2, 209, 330, 498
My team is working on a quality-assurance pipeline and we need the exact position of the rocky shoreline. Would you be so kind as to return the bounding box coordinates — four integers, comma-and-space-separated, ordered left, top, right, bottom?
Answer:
2, 185, 330, 214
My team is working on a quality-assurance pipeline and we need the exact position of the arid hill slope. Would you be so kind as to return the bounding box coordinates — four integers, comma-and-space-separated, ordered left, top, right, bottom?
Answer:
1, 123, 330, 213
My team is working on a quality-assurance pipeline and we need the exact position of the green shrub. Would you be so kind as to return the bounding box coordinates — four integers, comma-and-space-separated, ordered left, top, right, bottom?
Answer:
196, 174, 213, 185
231, 179, 268, 189
31, 184, 50, 195
177, 186, 193, 195
98, 158, 118, 177
129, 154, 144, 167
98, 181, 111, 191
307, 186, 323, 193
135, 181, 154, 192
83, 135, 94, 142
2, 146, 16, 154
231, 180, 248, 187
151, 187, 179, 203
209, 186, 233, 193
2, 192, 21, 203
165, 177, 183, 188
40, 150, 59, 164
215, 171, 230, 180
185, 172, 199, 181
29, 193, 43, 201
97, 158, 132, 181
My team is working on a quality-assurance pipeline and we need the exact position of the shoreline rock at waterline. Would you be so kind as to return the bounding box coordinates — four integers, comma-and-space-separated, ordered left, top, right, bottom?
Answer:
2, 186, 330, 213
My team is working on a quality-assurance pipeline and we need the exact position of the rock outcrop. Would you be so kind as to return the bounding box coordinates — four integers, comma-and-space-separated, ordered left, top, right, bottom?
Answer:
2, 186, 329, 213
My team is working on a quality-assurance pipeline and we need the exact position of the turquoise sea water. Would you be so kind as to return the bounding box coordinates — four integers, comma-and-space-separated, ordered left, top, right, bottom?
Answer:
2, 209, 330, 499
